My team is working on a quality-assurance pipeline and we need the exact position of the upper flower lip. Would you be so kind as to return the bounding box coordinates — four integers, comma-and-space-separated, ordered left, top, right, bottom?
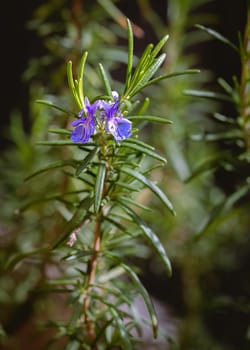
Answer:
100, 100, 120, 119
79, 97, 101, 118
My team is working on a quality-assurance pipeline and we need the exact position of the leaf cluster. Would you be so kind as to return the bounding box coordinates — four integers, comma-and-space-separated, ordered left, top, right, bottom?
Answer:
184, 23, 250, 236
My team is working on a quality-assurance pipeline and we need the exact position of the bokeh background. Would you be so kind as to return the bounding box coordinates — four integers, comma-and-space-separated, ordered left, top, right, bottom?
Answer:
1, 1, 249, 349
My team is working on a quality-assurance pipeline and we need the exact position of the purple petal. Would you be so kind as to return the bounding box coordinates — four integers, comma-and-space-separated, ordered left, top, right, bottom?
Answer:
85, 97, 100, 116
70, 123, 91, 143
115, 118, 132, 140
92, 99, 101, 111
70, 116, 95, 143
71, 118, 84, 127
101, 100, 119, 119
100, 100, 111, 112
84, 96, 90, 107
107, 117, 132, 141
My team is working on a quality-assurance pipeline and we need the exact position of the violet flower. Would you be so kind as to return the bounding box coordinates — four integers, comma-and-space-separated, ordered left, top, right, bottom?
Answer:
70, 97, 100, 143
70, 93, 132, 143
101, 97, 132, 141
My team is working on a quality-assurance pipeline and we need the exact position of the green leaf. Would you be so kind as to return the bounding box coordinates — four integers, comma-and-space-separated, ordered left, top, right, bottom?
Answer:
196, 183, 250, 238
184, 89, 233, 102
113, 181, 140, 192
36, 287, 71, 294
195, 24, 239, 53
136, 97, 150, 115
222, 184, 250, 212
213, 112, 236, 124
131, 54, 166, 96
5, 247, 49, 270
141, 54, 166, 83
118, 196, 151, 212
106, 254, 158, 338
77, 51, 88, 104
36, 140, 79, 146
75, 147, 99, 176
95, 283, 132, 305
129, 43, 153, 82
65, 340, 79, 350
53, 196, 93, 249
122, 43, 153, 98
25, 160, 77, 181
19, 189, 88, 212
73, 172, 95, 187
118, 203, 172, 276
36, 100, 77, 116
91, 319, 114, 348
103, 215, 128, 234
48, 128, 71, 135
122, 138, 155, 150
94, 161, 106, 213
98, 63, 113, 97
68, 302, 83, 328
140, 69, 200, 90
121, 167, 175, 215
67, 60, 83, 109
128, 115, 172, 124
136, 43, 154, 69
19, 195, 70, 212
217, 77, 233, 94
191, 130, 243, 142
109, 308, 133, 350
151, 34, 169, 58
105, 234, 135, 251
184, 156, 222, 182
120, 141, 167, 163
123, 18, 134, 93
62, 250, 97, 261
43, 277, 78, 286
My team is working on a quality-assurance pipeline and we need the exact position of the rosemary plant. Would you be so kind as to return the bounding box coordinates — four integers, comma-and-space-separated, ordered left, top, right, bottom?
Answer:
185, 15, 250, 235
25, 19, 197, 349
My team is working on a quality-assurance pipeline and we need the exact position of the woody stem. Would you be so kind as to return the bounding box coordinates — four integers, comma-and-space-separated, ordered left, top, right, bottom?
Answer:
83, 212, 102, 347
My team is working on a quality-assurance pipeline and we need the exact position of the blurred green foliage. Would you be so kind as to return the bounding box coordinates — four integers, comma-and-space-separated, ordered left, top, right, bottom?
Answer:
0, 0, 249, 349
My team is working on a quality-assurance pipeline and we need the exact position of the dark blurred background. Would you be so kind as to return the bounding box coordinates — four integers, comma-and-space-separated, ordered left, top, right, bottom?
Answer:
0, 0, 246, 149
0, 1, 249, 349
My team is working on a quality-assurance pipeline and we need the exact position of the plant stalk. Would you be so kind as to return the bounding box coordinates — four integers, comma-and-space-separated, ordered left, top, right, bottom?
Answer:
83, 157, 109, 348
83, 213, 102, 348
